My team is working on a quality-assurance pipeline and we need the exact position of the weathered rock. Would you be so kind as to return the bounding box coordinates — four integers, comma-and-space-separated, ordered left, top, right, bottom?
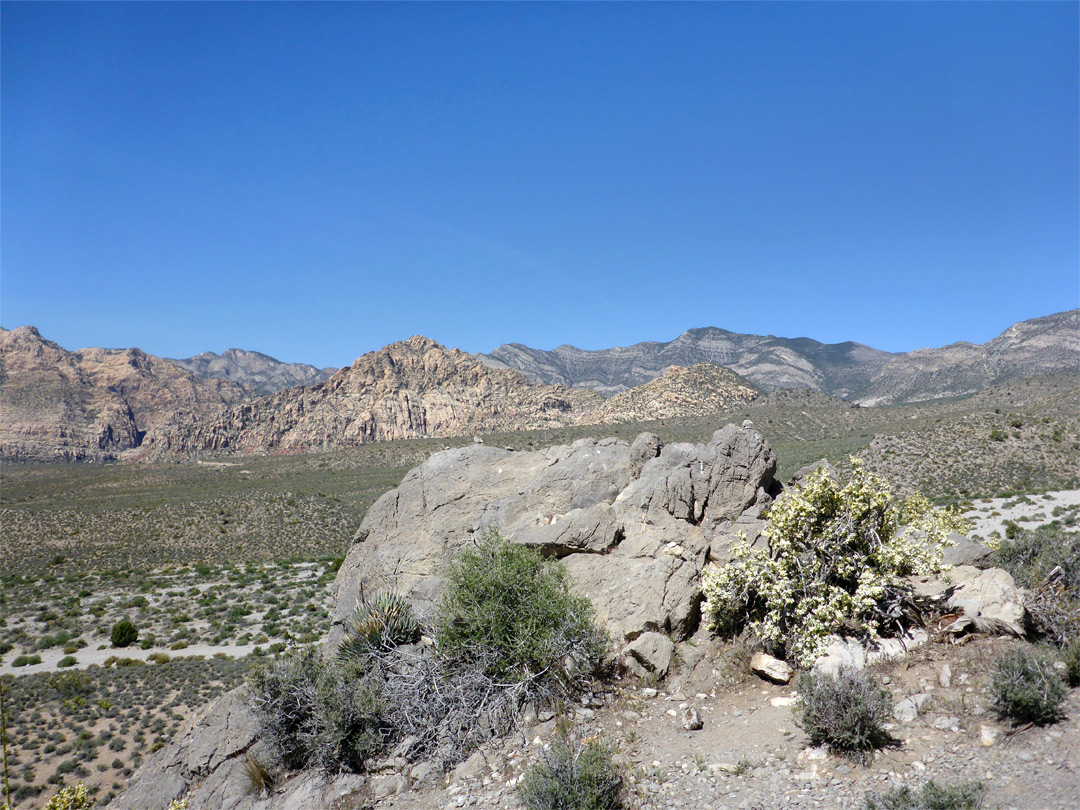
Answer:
812, 637, 867, 677
629, 432, 663, 479
812, 630, 928, 676
939, 663, 952, 688
947, 566, 1026, 631
942, 533, 995, 568
112, 689, 260, 810
331, 426, 777, 647
750, 652, 794, 685
113, 688, 373, 810
622, 632, 676, 678
680, 706, 704, 731
893, 693, 932, 723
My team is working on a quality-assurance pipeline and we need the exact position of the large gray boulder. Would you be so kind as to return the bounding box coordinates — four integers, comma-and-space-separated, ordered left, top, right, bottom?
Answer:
331, 426, 777, 649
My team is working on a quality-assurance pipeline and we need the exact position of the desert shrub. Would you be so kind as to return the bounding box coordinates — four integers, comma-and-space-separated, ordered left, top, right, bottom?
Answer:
41, 784, 94, 810
988, 648, 1066, 725
111, 620, 138, 649
56, 656, 77, 668
356, 535, 608, 769
1064, 639, 1080, 688
436, 530, 607, 682
992, 526, 1080, 646
795, 668, 893, 761
12, 655, 41, 668
247, 645, 387, 773
703, 461, 968, 666
518, 730, 623, 810
864, 779, 986, 810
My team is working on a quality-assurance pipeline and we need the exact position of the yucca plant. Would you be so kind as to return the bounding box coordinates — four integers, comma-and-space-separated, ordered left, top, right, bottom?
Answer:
338, 591, 418, 665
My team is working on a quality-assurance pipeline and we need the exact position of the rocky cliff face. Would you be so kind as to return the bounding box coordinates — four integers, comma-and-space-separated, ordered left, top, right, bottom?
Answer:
480, 310, 1080, 404
852, 310, 1080, 406
0, 327, 252, 462
169, 348, 336, 395
150, 336, 605, 456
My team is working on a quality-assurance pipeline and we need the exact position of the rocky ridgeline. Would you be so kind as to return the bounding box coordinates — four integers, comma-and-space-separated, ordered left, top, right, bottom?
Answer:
481, 309, 1080, 405
0, 326, 251, 462
150, 336, 606, 456
148, 339, 760, 458
113, 424, 1074, 810
169, 348, 337, 396
0, 329, 759, 462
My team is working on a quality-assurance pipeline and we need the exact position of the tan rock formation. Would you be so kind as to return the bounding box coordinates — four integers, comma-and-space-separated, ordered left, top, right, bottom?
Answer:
0, 326, 251, 462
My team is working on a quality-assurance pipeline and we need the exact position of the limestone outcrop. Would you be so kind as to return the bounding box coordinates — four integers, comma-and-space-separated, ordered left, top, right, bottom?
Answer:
330, 424, 779, 649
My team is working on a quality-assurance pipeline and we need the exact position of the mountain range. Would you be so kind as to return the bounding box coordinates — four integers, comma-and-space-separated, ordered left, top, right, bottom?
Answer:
481, 310, 1080, 405
168, 349, 336, 396
0, 310, 1075, 462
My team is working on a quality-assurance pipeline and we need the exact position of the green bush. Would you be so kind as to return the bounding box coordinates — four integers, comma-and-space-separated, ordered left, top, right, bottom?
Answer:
864, 779, 986, 810
703, 461, 967, 666
111, 619, 138, 648
518, 731, 623, 810
1064, 639, 1080, 688
436, 530, 607, 682
988, 649, 1066, 725
795, 668, 894, 761
992, 526, 1080, 646
56, 656, 77, 668
247, 646, 386, 773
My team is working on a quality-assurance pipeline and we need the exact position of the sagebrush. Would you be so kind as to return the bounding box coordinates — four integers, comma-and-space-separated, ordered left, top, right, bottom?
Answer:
703, 460, 967, 666
992, 526, 1080, 646
988, 648, 1066, 726
251, 532, 607, 772
518, 729, 623, 810
247, 646, 387, 773
795, 668, 894, 761
863, 779, 986, 810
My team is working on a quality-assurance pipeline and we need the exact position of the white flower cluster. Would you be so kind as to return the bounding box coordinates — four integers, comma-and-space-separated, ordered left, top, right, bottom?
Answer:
702, 460, 969, 667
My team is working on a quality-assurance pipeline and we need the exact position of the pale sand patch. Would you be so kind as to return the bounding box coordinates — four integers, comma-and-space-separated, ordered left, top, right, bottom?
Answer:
962, 488, 1080, 541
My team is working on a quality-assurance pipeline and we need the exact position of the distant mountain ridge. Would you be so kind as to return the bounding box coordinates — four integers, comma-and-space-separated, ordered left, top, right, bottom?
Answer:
2, 310, 1074, 462
480, 310, 1080, 405
169, 349, 336, 396
151, 339, 761, 458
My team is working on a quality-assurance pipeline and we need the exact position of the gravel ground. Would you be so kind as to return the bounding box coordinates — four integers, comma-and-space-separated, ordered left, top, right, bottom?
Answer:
368, 636, 1079, 810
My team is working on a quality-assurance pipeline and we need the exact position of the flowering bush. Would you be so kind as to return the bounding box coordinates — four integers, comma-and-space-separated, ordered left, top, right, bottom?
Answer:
41, 784, 94, 810
702, 460, 968, 666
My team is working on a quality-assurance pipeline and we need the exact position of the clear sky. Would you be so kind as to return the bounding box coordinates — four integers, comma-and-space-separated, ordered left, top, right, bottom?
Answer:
3, 2, 1077, 369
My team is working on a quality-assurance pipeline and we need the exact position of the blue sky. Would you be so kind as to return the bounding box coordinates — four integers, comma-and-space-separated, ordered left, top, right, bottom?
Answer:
3, 2, 1077, 368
